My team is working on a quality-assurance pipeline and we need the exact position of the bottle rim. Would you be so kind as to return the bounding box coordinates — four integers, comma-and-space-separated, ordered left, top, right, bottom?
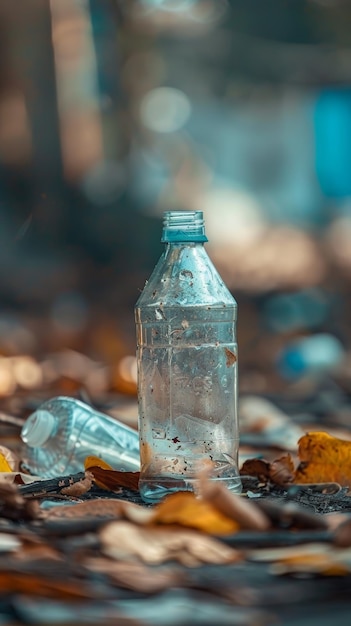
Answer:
21, 410, 56, 447
161, 210, 208, 243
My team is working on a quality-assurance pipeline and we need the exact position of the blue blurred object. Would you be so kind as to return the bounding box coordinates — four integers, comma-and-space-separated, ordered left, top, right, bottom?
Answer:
263, 289, 330, 333
277, 333, 345, 380
315, 88, 351, 197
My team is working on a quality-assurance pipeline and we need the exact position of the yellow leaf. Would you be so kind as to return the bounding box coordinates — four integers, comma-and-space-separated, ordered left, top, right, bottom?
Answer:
84, 456, 114, 471
151, 491, 239, 535
0, 453, 13, 473
294, 432, 351, 487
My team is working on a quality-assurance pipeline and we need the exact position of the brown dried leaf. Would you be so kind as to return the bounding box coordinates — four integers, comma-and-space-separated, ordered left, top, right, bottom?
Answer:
0, 482, 43, 521
85, 557, 183, 593
14, 542, 62, 562
333, 518, 351, 547
100, 520, 241, 566
241, 454, 295, 487
269, 454, 295, 486
45, 498, 126, 520
60, 472, 94, 496
0, 571, 94, 599
240, 458, 271, 481
87, 466, 139, 491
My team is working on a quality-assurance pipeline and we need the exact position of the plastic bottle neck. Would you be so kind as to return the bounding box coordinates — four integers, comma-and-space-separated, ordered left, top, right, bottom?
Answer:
21, 410, 56, 447
161, 211, 208, 243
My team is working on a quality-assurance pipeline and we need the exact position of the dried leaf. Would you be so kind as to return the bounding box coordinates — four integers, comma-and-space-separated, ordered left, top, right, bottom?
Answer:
84, 456, 114, 471
247, 542, 351, 575
84, 456, 139, 490
100, 520, 240, 566
0, 472, 43, 485
0, 571, 96, 599
0, 453, 13, 473
45, 498, 126, 520
198, 479, 270, 531
241, 454, 295, 487
85, 557, 182, 593
240, 458, 271, 481
269, 454, 295, 486
295, 432, 351, 487
0, 445, 19, 471
0, 482, 42, 521
57, 472, 93, 497
269, 545, 351, 577
333, 518, 351, 547
151, 491, 239, 535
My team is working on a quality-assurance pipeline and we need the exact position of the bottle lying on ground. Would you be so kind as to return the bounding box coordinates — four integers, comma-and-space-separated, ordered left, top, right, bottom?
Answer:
21, 396, 140, 478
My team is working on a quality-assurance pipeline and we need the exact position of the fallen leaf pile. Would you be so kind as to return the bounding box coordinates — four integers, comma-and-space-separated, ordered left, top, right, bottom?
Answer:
242, 431, 351, 491
3, 414, 351, 622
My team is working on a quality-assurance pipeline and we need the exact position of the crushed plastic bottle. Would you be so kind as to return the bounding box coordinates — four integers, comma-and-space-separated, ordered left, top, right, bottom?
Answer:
20, 396, 140, 478
135, 210, 241, 503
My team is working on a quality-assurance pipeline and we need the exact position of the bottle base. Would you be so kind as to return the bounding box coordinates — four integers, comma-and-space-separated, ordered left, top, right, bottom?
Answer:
139, 475, 242, 504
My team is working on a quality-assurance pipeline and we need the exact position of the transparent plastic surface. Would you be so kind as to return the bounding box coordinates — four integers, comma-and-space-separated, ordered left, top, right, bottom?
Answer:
135, 231, 241, 503
21, 396, 140, 478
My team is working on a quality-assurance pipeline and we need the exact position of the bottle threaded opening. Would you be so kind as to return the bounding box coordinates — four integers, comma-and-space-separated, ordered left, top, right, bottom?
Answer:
161, 210, 208, 243
21, 410, 56, 447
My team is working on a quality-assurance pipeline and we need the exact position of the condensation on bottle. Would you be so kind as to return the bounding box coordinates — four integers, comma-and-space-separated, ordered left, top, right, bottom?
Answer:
20, 396, 140, 478
135, 210, 241, 503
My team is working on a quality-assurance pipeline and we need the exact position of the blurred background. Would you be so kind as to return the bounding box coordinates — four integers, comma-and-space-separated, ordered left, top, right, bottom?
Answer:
2, 0, 351, 423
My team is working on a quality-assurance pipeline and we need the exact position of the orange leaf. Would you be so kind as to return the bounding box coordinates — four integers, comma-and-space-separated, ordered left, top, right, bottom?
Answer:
295, 431, 351, 487
151, 491, 239, 535
84, 456, 114, 471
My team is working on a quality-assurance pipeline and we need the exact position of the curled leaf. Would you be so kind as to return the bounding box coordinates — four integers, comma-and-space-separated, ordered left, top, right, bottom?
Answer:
100, 520, 240, 566
269, 454, 295, 486
240, 454, 295, 487
295, 432, 351, 487
60, 472, 94, 497
84, 455, 139, 491
199, 479, 270, 531
88, 466, 140, 491
240, 458, 271, 481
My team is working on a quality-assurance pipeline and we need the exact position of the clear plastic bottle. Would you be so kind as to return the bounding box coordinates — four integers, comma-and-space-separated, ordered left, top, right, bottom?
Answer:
20, 396, 140, 478
135, 210, 241, 503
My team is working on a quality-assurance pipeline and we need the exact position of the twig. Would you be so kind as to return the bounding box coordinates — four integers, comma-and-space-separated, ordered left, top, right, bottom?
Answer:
18, 472, 86, 497
0, 412, 25, 428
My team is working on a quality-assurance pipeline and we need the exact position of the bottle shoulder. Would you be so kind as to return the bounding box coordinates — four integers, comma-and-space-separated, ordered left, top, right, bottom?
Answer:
135, 244, 237, 310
